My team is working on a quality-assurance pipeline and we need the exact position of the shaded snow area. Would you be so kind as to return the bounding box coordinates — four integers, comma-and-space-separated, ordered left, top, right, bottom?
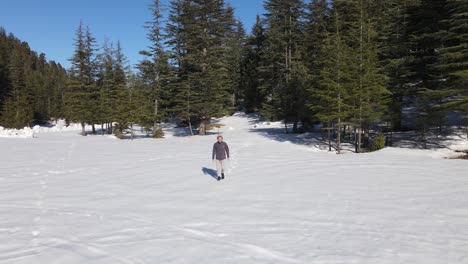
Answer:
252, 116, 468, 158
0, 113, 467, 264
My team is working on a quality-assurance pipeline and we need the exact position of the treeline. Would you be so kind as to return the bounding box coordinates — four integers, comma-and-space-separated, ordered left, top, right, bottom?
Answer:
0, 0, 466, 151
241, 0, 467, 152
0, 28, 68, 128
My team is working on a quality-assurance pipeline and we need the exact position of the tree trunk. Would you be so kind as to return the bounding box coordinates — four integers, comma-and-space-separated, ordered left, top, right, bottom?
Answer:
364, 128, 370, 149
187, 85, 194, 136
354, 127, 358, 153
284, 118, 288, 134
465, 117, 468, 138
188, 114, 194, 136
337, 118, 341, 154
328, 126, 332, 152
47, 96, 51, 119
153, 98, 159, 136
357, 128, 362, 153
390, 130, 393, 146
343, 125, 347, 142
101, 123, 104, 135
199, 121, 206, 136
422, 126, 427, 149
92, 124, 96, 134
81, 122, 86, 136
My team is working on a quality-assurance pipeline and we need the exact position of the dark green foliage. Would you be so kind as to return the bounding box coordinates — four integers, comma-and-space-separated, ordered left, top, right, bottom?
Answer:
96, 40, 131, 136
260, 0, 309, 132
241, 15, 266, 112
403, 0, 452, 133
437, 0, 468, 120
303, 0, 330, 123
153, 128, 165, 138
370, 132, 385, 152
346, 0, 390, 152
314, 6, 356, 153
0, 28, 67, 128
138, 0, 173, 137
226, 19, 246, 109
377, 0, 417, 131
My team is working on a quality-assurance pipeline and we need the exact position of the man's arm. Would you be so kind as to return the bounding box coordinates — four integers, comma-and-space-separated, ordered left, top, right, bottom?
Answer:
212, 144, 216, 160
225, 143, 230, 159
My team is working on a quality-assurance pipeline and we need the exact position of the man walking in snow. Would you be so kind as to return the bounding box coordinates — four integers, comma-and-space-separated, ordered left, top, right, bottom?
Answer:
212, 135, 230, 181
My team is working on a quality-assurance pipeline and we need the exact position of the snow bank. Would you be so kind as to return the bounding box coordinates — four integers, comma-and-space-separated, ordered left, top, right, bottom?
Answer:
0, 120, 85, 138
31, 123, 82, 133
252, 121, 283, 129
0, 126, 34, 138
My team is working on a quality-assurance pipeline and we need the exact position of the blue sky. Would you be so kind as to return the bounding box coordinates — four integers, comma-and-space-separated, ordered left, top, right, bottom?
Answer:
0, 0, 265, 70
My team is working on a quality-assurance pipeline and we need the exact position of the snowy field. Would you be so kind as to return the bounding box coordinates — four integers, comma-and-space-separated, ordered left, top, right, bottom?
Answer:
0, 113, 467, 264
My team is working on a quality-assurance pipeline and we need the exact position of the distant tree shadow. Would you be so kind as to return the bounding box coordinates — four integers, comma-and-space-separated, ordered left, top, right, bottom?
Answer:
389, 128, 466, 149
250, 127, 330, 150
244, 111, 467, 152
202, 167, 218, 180
170, 126, 194, 137
166, 126, 219, 137
119, 134, 151, 140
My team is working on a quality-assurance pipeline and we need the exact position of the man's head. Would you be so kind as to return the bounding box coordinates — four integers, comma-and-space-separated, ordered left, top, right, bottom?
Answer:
217, 135, 223, 142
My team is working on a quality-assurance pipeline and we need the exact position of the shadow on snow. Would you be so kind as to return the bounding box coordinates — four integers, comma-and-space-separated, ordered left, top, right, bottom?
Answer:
201, 167, 218, 180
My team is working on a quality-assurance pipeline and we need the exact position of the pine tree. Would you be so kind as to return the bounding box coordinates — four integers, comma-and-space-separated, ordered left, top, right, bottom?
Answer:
139, 0, 172, 138
261, 0, 307, 133
65, 21, 98, 136
0, 48, 33, 128
347, 0, 390, 152
96, 39, 115, 133
241, 15, 266, 112
194, 0, 238, 134
96, 39, 130, 136
226, 19, 246, 109
304, 0, 330, 116
314, 4, 354, 153
166, 0, 239, 135
407, 0, 451, 137
438, 0, 468, 136
304, 0, 330, 66
166, 0, 194, 134
113, 41, 132, 137
377, 0, 416, 132
0, 28, 68, 128
0, 28, 9, 109
49, 61, 67, 122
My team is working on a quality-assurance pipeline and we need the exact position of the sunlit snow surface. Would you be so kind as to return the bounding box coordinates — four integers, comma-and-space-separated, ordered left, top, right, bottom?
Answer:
1, 113, 467, 264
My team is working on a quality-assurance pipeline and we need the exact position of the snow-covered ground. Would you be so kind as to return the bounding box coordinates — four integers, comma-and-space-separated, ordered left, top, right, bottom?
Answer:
0, 113, 467, 264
